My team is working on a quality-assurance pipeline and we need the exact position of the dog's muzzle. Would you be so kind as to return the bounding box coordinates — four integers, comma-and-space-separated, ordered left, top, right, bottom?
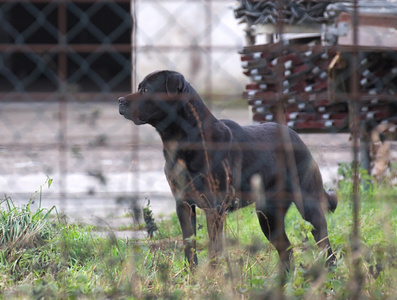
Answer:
118, 96, 146, 124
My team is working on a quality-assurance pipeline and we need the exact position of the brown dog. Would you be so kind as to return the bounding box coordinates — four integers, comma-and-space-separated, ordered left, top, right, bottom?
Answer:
119, 70, 337, 270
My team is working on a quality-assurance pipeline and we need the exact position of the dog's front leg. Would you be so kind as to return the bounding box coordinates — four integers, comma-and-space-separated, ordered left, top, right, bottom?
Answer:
205, 209, 224, 266
176, 202, 198, 267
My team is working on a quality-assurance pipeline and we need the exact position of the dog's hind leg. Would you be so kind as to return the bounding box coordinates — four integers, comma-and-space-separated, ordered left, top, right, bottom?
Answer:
300, 200, 336, 266
256, 202, 293, 271
177, 202, 198, 267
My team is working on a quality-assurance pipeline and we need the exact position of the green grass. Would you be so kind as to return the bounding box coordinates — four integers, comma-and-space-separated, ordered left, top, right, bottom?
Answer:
1, 170, 397, 299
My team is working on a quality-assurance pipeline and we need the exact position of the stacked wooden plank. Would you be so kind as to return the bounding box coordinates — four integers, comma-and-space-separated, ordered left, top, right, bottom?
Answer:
333, 51, 397, 135
241, 43, 397, 133
241, 42, 350, 132
235, 3, 397, 135
335, 10, 397, 136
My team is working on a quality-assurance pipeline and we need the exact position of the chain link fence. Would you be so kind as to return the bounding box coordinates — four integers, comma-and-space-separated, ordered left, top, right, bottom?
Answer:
1, 0, 397, 297
233, 1, 397, 296
0, 0, 249, 222
0, 0, 137, 222
0, 0, 353, 219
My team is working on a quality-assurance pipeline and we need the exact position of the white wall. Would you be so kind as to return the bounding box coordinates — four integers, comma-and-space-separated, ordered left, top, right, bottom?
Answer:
132, 0, 247, 97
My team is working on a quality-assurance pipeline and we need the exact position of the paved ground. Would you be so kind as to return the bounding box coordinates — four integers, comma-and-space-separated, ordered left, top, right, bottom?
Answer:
0, 101, 353, 233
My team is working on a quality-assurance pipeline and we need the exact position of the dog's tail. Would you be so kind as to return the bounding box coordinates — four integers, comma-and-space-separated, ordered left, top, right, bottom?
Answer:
325, 189, 338, 213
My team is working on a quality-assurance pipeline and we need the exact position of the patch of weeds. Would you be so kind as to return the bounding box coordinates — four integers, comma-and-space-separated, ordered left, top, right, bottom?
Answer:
116, 195, 142, 224
0, 176, 56, 247
143, 200, 158, 238
90, 134, 108, 147
87, 170, 107, 185
71, 146, 83, 160
0, 177, 58, 282
117, 223, 145, 231
2, 170, 397, 299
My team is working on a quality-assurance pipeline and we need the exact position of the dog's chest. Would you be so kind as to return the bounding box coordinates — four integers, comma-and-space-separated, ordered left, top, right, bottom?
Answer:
163, 149, 242, 210
164, 155, 202, 203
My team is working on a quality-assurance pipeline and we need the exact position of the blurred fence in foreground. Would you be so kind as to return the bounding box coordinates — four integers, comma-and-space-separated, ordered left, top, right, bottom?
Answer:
1, 0, 397, 298
0, 0, 247, 220
1, 0, 396, 220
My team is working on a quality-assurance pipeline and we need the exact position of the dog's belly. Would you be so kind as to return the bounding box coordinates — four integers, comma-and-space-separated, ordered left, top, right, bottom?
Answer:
228, 194, 254, 211
164, 157, 255, 211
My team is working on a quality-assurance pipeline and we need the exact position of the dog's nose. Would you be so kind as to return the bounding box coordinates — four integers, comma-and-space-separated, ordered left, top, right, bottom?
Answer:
118, 96, 126, 104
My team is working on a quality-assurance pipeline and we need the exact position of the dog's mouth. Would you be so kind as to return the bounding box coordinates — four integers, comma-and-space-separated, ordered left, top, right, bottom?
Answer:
131, 117, 146, 125
119, 104, 147, 125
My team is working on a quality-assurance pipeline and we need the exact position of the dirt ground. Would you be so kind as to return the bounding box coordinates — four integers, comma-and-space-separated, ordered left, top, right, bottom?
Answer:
0, 101, 354, 233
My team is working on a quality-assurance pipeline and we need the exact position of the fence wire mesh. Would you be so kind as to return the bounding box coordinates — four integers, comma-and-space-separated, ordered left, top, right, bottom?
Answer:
1, 0, 397, 298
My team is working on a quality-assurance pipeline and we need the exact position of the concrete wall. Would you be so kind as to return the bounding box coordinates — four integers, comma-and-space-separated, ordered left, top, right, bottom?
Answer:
133, 0, 247, 97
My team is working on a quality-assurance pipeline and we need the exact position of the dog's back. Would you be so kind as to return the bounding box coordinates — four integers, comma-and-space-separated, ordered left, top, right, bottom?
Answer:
223, 120, 333, 209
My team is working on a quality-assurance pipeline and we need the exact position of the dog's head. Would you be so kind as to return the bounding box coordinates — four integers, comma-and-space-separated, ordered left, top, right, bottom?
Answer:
118, 70, 189, 126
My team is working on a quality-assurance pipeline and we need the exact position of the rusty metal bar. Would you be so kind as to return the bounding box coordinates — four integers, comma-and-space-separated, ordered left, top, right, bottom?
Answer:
273, 0, 291, 287
0, 92, 127, 102
350, 1, 363, 299
0, 44, 237, 54
135, 45, 243, 53
58, 0, 68, 204
0, 44, 132, 53
130, 0, 140, 215
0, 0, 131, 3
204, 0, 213, 103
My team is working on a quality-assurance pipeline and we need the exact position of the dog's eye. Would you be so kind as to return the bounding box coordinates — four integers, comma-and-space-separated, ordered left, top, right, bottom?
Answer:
142, 88, 149, 93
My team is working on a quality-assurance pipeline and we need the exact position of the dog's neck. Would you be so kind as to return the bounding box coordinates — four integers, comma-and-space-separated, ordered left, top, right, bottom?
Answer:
155, 93, 218, 144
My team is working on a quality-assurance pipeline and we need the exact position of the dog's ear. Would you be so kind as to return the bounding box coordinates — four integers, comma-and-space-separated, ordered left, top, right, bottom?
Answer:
166, 72, 185, 96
